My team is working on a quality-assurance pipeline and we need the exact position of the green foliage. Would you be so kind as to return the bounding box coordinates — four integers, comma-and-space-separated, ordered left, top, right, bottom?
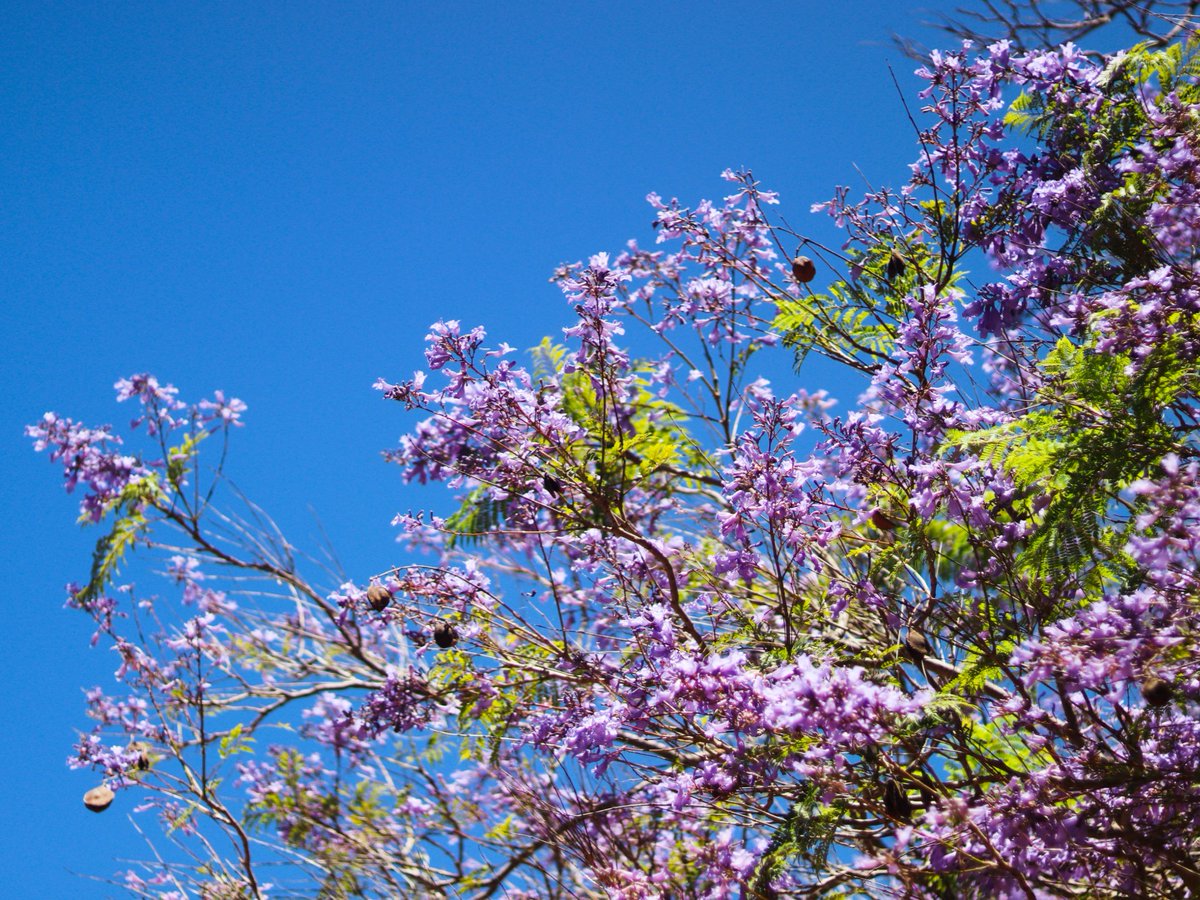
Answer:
442, 485, 509, 548
747, 783, 846, 896
941, 640, 1015, 697
774, 240, 944, 373
316, 870, 365, 900
75, 429, 209, 604
166, 430, 208, 488
1006, 38, 1200, 280
1005, 39, 1200, 141
74, 474, 163, 605
441, 339, 710, 547
219, 723, 254, 759
945, 335, 1187, 593
244, 749, 337, 846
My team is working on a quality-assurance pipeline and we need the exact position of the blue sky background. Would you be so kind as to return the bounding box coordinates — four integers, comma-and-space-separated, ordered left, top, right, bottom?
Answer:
0, 1, 1009, 894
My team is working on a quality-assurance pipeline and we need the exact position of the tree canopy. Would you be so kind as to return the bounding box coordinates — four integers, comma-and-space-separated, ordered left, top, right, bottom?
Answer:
29, 30, 1200, 899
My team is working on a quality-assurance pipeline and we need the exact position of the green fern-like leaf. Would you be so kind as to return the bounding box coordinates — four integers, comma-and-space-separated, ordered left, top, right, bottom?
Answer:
75, 475, 162, 604
747, 783, 847, 895
442, 486, 508, 548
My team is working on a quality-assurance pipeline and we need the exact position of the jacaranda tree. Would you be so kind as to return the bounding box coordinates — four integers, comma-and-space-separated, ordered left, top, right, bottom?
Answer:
29, 33, 1200, 899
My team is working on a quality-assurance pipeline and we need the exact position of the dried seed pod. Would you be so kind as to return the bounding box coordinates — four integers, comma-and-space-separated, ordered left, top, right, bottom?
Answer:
903, 629, 931, 662
886, 249, 907, 282
83, 784, 114, 813
791, 255, 816, 283
542, 474, 562, 496
1141, 675, 1174, 708
365, 584, 391, 612
914, 768, 938, 807
433, 620, 458, 649
128, 740, 152, 771
455, 446, 481, 473
870, 509, 897, 531
883, 778, 913, 822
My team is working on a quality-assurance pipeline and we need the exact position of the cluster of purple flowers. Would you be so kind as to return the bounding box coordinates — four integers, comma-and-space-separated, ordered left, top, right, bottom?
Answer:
29, 33, 1200, 900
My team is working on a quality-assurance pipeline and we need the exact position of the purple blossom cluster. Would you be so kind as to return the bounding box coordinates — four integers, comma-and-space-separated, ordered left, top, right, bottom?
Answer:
26, 414, 149, 522
28, 32, 1200, 900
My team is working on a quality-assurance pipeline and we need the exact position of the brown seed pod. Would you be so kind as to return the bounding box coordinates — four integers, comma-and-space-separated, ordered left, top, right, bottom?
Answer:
903, 629, 931, 662
913, 768, 939, 807
83, 784, 114, 813
791, 255, 816, 283
433, 620, 458, 649
1141, 675, 1174, 708
883, 778, 913, 822
128, 740, 152, 771
542, 474, 562, 496
365, 584, 391, 612
870, 509, 897, 531
886, 249, 907, 282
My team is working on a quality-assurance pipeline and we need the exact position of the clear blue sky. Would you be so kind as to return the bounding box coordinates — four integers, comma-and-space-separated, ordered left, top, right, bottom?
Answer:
3, 2, 962, 894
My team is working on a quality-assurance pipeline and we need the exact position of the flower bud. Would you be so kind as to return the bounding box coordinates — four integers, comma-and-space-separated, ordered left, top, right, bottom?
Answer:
83, 785, 114, 813
365, 585, 391, 612
791, 256, 816, 283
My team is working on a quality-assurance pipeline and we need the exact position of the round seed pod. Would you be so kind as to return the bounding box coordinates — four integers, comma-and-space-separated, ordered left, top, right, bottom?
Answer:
542, 475, 562, 496
791, 255, 816, 283
128, 740, 152, 771
903, 629, 931, 662
870, 509, 897, 531
886, 249, 907, 282
1141, 675, 1174, 708
83, 785, 114, 813
433, 620, 458, 649
365, 584, 392, 612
